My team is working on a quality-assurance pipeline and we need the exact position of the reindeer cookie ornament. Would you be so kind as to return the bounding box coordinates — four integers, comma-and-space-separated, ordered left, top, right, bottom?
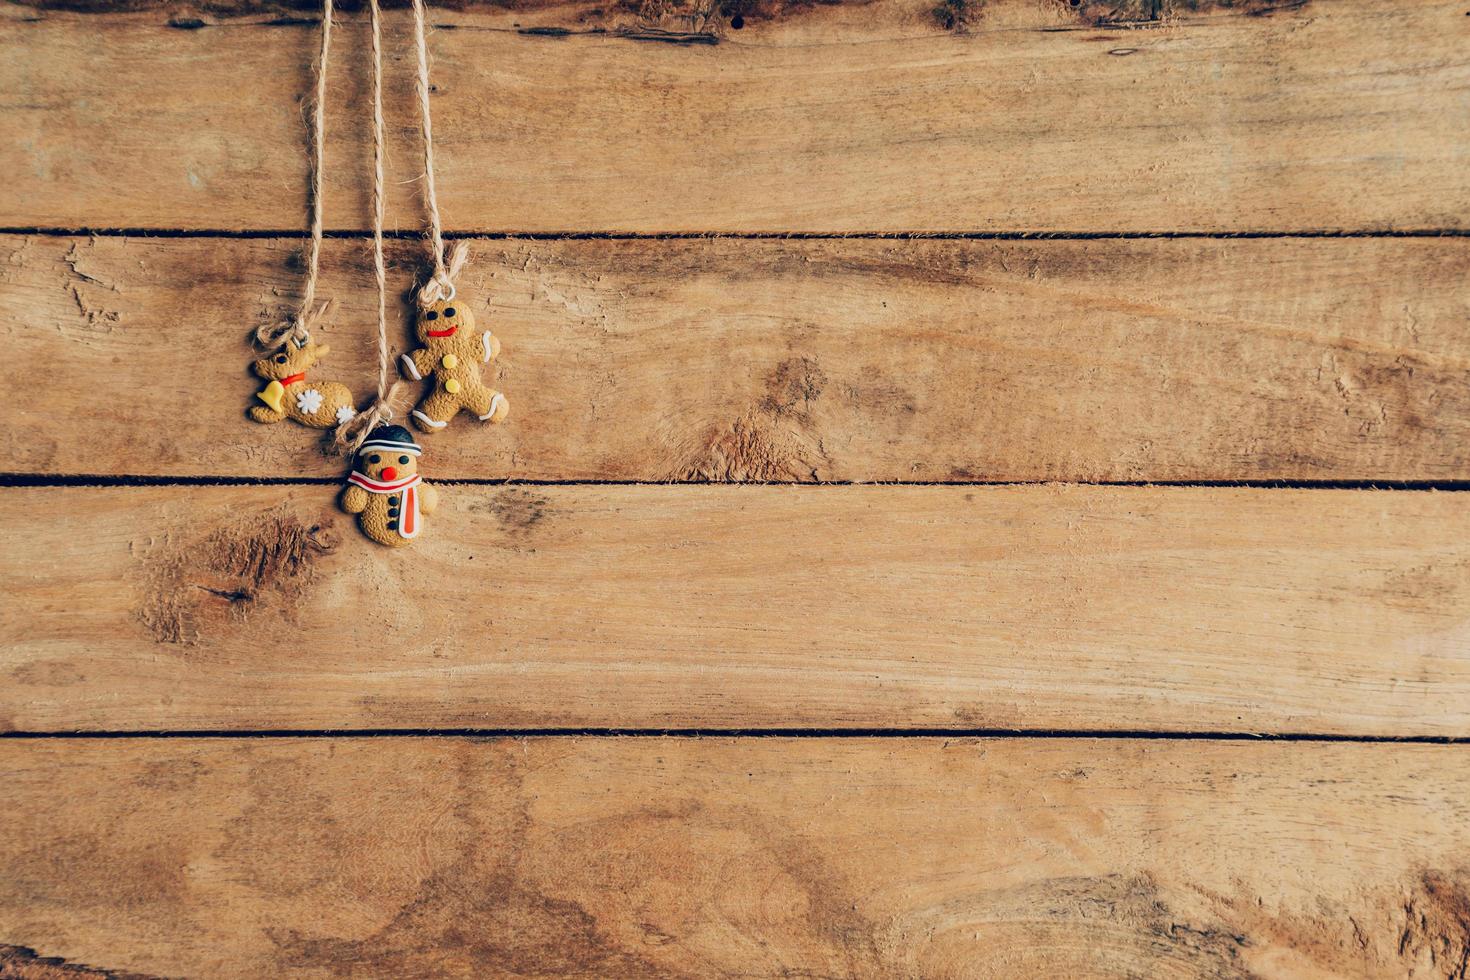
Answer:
250, 336, 357, 428
249, 0, 358, 434
341, 425, 439, 547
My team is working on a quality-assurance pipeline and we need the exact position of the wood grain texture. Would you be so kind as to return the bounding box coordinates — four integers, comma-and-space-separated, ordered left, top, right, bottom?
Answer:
3, 483, 1468, 734
3, 736, 1470, 978
5, 234, 1469, 481
4, 0, 1470, 232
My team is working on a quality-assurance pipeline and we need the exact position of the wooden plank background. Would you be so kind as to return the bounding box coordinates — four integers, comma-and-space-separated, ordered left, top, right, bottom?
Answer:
4, 235, 1469, 481
4, 484, 1469, 734
3, 737, 1470, 979
3, 0, 1469, 233
2, 0, 1468, 974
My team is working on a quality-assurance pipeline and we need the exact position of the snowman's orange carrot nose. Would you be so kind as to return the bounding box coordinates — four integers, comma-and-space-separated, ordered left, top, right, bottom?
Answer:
381, 466, 398, 481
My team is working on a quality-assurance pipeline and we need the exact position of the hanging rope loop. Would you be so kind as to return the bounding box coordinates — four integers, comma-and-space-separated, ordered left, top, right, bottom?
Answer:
416, 240, 468, 308
331, 0, 396, 456
259, 0, 335, 353
409, 0, 469, 309
254, 308, 314, 351
328, 0, 465, 454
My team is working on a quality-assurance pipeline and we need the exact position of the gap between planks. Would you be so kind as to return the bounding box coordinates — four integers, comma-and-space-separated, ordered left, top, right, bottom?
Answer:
1, 728, 1469, 742
3, 474, 1470, 490
5, 228, 1470, 240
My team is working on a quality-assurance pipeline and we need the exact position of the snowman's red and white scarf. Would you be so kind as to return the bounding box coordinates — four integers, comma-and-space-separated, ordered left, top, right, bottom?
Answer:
347, 472, 422, 539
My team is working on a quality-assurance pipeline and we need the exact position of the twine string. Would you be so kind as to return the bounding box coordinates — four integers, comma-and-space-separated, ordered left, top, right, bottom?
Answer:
411, 0, 466, 308
332, 0, 402, 453
256, 0, 334, 352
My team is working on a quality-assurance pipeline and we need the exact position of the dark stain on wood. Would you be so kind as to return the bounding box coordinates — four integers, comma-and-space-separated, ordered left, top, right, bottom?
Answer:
762, 356, 827, 415
931, 0, 979, 31
0, 944, 164, 980
677, 357, 830, 481
9, 0, 1310, 31
259, 743, 891, 977
1046, 0, 1309, 29
1398, 870, 1470, 978
617, 27, 719, 43
481, 488, 553, 538
261, 747, 681, 978
137, 508, 335, 644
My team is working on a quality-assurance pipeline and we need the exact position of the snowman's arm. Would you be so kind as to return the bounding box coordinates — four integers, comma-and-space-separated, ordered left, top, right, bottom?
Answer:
340, 484, 369, 514
398, 348, 435, 381
419, 482, 440, 515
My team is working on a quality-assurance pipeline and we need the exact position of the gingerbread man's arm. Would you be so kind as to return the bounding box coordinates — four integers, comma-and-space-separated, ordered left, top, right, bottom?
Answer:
480, 330, 501, 363
419, 482, 440, 515
340, 484, 369, 514
398, 348, 437, 382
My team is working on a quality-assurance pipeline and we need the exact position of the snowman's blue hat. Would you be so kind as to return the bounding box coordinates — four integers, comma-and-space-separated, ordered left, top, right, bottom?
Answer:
358, 425, 422, 457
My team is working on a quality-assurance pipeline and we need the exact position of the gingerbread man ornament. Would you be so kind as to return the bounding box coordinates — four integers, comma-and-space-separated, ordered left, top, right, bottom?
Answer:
399, 299, 509, 434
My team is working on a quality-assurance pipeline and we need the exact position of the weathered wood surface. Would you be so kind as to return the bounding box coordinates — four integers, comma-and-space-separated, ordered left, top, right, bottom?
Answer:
3, 736, 1470, 978
3, 484, 1467, 734
4, 0, 1470, 233
5, 234, 1469, 481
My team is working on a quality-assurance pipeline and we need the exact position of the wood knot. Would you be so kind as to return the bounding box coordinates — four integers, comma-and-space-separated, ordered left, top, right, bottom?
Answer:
137, 507, 336, 645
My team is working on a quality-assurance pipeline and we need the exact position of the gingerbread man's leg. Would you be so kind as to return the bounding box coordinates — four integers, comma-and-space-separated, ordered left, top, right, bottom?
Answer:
465, 382, 510, 423
249, 405, 285, 424
410, 389, 462, 433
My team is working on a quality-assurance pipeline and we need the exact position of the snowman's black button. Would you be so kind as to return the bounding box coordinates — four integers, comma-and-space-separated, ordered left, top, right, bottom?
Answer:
389, 495, 399, 504
388, 507, 399, 517
387, 520, 398, 530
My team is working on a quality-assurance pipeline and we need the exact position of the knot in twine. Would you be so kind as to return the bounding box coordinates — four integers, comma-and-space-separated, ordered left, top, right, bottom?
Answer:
416, 240, 469, 308
330, 379, 405, 455
329, 0, 468, 457
260, 0, 333, 354
330, 0, 398, 458
254, 300, 332, 352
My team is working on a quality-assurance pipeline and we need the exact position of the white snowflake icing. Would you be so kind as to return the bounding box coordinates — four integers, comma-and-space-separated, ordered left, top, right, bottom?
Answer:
336, 405, 357, 424
296, 388, 324, 414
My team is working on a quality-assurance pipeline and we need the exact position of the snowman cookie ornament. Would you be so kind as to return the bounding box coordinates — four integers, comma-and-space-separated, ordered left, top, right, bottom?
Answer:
341, 425, 440, 547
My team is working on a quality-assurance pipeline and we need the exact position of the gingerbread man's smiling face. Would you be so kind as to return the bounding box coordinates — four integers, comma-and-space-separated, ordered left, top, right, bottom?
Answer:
415, 300, 477, 348
358, 447, 419, 483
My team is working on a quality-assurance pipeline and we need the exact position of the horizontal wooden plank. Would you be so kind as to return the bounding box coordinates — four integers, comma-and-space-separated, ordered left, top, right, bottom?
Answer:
2, 484, 1467, 734
5, 234, 1469, 481
3, 0, 1469, 232
2, 736, 1468, 977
